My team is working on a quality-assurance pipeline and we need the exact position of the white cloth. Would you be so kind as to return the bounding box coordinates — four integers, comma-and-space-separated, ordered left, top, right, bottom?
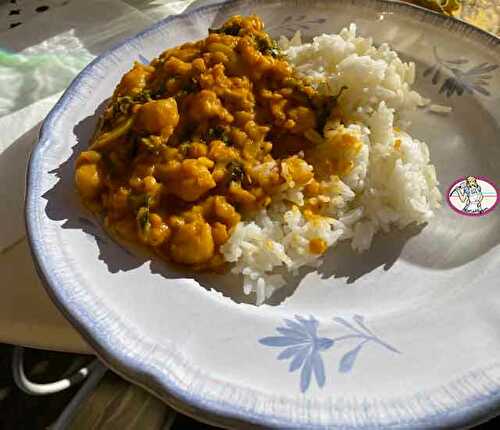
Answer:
0, 0, 204, 351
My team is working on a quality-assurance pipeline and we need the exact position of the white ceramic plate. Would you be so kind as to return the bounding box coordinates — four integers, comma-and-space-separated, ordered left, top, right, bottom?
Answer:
26, 0, 500, 427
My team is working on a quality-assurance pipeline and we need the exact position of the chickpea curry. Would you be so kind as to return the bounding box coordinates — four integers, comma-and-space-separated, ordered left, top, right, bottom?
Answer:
74, 15, 358, 269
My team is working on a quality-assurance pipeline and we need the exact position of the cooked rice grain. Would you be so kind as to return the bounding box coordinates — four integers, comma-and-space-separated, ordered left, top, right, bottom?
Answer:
222, 24, 441, 304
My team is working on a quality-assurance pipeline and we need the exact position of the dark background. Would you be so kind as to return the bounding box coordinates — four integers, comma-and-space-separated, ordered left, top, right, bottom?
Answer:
0, 343, 497, 429
0, 343, 213, 429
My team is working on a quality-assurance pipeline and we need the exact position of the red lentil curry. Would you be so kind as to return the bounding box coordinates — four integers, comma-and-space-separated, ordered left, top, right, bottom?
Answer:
74, 15, 357, 270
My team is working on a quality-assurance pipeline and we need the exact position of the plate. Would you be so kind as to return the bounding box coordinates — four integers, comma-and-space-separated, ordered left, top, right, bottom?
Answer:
26, 0, 500, 427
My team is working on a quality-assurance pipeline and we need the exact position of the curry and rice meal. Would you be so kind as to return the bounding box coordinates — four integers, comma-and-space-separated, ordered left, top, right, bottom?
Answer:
74, 16, 441, 304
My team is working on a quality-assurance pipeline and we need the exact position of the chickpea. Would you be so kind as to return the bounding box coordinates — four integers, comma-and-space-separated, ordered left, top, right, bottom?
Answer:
75, 163, 102, 200
135, 98, 180, 139
212, 222, 229, 245
169, 220, 215, 264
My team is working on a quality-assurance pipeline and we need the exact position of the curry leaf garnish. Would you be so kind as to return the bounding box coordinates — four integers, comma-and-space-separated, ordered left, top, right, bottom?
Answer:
207, 126, 231, 145
137, 89, 153, 103
316, 86, 348, 133
228, 161, 244, 182
255, 36, 281, 58
114, 96, 134, 116
112, 89, 153, 118
208, 23, 241, 36
177, 142, 189, 155
140, 135, 164, 152
176, 77, 199, 98
129, 193, 151, 211
137, 206, 151, 234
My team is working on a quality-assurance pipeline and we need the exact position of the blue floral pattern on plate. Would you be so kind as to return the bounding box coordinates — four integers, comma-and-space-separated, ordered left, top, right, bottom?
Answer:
259, 315, 333, 392
333, 315, 400, 372
424, 46, 498, 97
268, 15, 326, 35
260, 314, 399, 392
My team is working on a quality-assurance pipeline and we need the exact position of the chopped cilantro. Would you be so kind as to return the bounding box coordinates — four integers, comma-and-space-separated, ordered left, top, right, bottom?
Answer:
255, 36, 281, 58
207, 127, 231, 145
316, 86, 347, 133
228, 162, 244, 182
140, 135, 164, 152
208, 23, 241, 36
113, 89, 153, 118
137, 206, 151, 234
129, 193, 150, 211
176, 77, 199, 98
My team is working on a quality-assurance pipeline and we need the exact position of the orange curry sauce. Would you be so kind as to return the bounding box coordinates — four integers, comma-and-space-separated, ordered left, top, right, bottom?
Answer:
74, 15, 357, 269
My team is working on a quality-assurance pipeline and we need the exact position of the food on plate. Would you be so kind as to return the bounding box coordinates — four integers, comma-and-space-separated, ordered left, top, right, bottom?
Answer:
74, 15, 441, 304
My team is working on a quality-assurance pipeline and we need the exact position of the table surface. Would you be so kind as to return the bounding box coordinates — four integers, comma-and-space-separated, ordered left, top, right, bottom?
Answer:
0, 0, 201, 355
0, 0, 498, 355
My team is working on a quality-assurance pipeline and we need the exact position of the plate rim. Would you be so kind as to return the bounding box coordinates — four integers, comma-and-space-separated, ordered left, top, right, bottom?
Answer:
25, 0, 500, 428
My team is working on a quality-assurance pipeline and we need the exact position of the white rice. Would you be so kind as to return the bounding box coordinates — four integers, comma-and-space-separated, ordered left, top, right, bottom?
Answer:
221, 24, 441, 305
429, 103, 453, 114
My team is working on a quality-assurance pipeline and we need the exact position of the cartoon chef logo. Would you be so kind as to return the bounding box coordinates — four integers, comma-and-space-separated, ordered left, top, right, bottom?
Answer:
447, 176, 498, 216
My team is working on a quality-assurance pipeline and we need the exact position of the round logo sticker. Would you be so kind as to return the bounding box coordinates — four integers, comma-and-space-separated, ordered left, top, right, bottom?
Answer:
447, 176, 498, 216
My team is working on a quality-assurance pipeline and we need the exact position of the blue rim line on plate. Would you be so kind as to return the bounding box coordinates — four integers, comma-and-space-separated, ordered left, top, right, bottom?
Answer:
25, 0, 500, 428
